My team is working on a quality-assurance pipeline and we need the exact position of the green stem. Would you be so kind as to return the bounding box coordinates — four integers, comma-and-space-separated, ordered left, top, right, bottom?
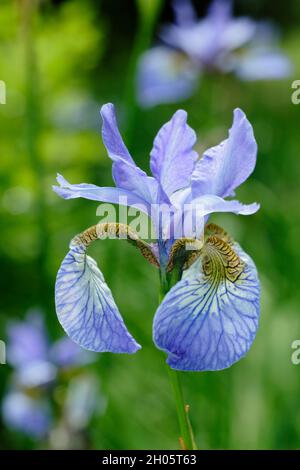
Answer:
159, 270, 196, 450
167, 368, 194, 450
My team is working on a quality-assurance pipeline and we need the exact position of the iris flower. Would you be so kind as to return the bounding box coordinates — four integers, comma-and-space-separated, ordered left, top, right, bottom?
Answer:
137, 0, 292, 106
2, 312, 93, 438
53, 103, 260, 372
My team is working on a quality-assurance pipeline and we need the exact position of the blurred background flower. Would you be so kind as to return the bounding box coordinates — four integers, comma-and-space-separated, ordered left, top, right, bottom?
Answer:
137, 0, 293, 106
2, 310, 103, 447
0, 0, 300, 450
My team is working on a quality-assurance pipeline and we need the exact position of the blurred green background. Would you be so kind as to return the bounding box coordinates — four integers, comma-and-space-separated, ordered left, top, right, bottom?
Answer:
1, 0, 300, 450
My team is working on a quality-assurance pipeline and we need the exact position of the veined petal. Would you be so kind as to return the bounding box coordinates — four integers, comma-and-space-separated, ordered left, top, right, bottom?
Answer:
181, 194, 259, 240
192, 108, 257, 198
101, 103, 158, 204
153, 238, 260, 371
100, 103, 134, 166
53, 174, 151, 215
55, 239, 141, 354
191, 194, 260, 217
137, 47, 198, 108
150, 109, 198, 197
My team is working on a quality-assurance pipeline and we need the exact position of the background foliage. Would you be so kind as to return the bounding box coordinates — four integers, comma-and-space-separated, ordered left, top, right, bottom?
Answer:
0, 0, 300, 449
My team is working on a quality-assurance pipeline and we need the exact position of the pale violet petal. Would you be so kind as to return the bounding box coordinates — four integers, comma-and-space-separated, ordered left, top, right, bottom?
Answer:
137, 47, 198, 108
7, 313, 49, 368
2, 392, 51, 438
221, 19, 256, 51
101, 104, 158, 204
235, 50, 293, 81
172, 0, 197, 26
190, 195, 260, 217
207, 0, 233, 21
55, 242, 141, 354
150, 109, 198, 196
181, 194, 259, 239
53, 174, 151, 215
205, 1, 255, 52
100, 103, 134, 165
50, 337, 94, 368
153, 243, 260, 371
192, 108, 257, 198
16, 361, 57, 388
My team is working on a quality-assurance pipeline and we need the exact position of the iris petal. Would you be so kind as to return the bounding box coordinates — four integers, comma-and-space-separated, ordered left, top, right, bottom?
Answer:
153, 240, 260, 371
235, 50, 293, 80
150, 108, 198, 197
137, 47, 198, 108
53, 174, 151, 215
55, 240, 141, 354
2, 392, 51, 438
101, 104, 157, 204
192, 108, 257, 199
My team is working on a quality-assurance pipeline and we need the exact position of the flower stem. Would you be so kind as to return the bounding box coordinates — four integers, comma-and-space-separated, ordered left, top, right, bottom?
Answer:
167, 367, 195, 450
159, 271, 197, 450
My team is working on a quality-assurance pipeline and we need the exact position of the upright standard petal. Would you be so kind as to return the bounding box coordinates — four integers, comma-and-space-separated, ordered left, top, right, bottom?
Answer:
172, 0, 197, 26
192, 108, 257, 198
150, 110, 198, 196
100, 103, 134, 166
101, 103, 160, 204
153, 234, 260, 371
55, 239, 141, 354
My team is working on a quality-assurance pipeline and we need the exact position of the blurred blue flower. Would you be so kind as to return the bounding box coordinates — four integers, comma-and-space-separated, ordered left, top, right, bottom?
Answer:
137, 0, 293, 106
2, 311, 94, 438
54, 103, 260, 371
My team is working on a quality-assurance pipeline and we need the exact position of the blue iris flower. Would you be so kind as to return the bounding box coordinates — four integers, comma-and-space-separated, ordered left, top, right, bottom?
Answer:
137, 0, 293, 107
2, 312, 92, 438
53, 103, 260, 372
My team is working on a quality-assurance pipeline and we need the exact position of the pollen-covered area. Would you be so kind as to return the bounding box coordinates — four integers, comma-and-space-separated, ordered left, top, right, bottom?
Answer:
70, 223, 160, 268
202, 235, 245, 284
167, 238, 203, 272
204, 222, 233, 245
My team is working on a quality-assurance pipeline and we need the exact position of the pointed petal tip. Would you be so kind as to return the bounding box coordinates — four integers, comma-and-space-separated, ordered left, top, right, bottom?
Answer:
173, 109, 188, 120
61, 334, 142, 355
56, 173, 69, 186
52, 184, 67, 198
233, 107, 246, 119
239, 201, 260, 215
100, 102, 114, 116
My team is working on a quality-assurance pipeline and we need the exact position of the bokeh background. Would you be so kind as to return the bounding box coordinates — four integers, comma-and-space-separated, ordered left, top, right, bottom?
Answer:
0, 0, 300, 449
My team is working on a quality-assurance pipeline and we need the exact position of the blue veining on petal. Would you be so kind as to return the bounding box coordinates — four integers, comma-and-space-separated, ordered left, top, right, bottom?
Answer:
153, 243, 260, 371
55, 242, 141, 354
